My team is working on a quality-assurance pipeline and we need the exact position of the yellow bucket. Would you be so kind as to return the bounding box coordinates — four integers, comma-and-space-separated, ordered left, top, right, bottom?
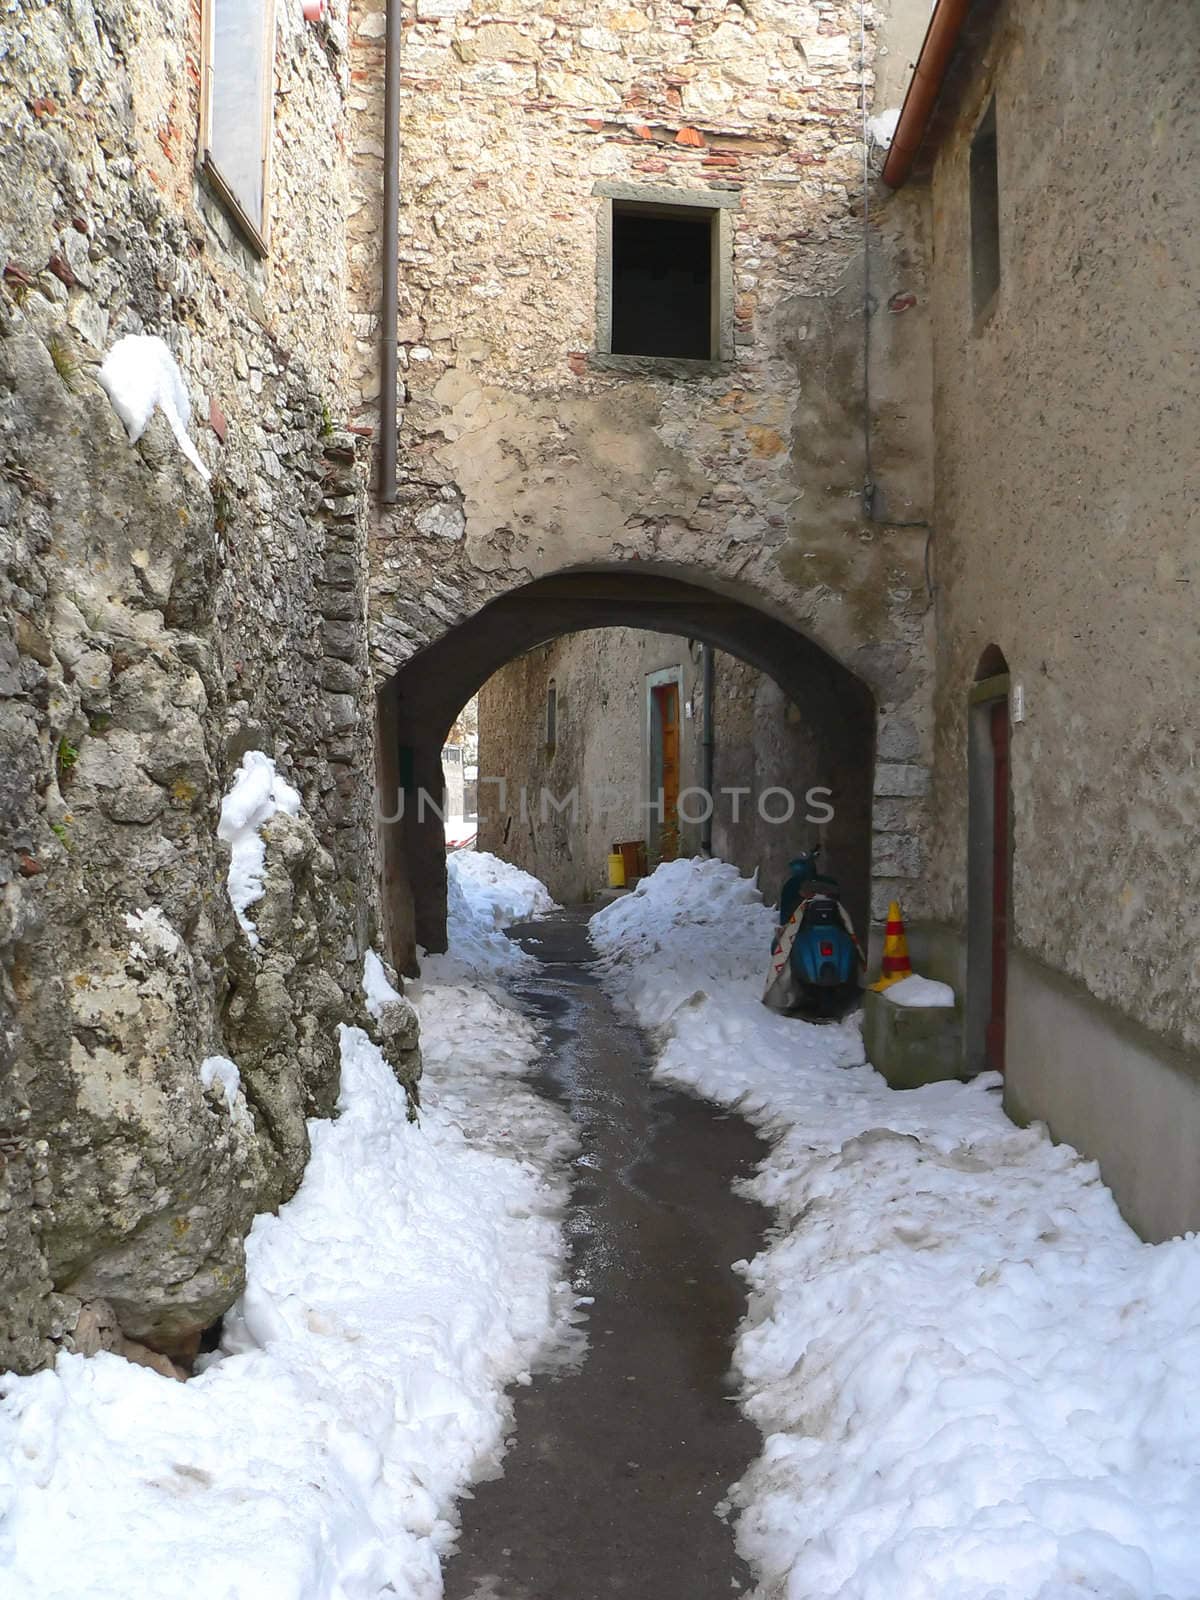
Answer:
607, 851, 626, 889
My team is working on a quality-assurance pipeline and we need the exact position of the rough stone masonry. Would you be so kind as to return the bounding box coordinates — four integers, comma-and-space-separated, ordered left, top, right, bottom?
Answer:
0, 0, 410, 1374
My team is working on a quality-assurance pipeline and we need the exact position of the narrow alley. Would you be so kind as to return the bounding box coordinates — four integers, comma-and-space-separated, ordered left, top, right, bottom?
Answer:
444, 908, 766, 1600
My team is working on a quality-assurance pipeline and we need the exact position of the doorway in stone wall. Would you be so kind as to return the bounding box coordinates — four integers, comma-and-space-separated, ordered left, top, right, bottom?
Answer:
649, 676, 681, 863
966, 647, 1012, 1076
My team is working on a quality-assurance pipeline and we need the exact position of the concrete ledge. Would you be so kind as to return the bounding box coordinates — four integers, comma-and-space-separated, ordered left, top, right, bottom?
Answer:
1006, 948, 1200, 1242
862, 987, 963, 1090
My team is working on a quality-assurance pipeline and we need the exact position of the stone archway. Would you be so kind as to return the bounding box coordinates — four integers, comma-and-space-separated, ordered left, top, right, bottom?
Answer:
376, 564, 896, 973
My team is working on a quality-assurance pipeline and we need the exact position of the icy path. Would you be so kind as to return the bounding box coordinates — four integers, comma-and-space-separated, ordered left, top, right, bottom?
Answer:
442, 908, 767, 1600
591, 860, 1200, 1600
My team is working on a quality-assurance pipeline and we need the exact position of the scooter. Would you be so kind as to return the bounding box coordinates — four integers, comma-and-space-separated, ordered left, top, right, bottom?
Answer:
769, 849, 863, 1019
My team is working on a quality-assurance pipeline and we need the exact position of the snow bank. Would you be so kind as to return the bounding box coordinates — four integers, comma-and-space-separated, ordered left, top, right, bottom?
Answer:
882, 973, 956, 1008
96, 333, 211, 481
0, 856, 573, 1599
590, 856, 775, 1029
422, 849, 558, 981
592, 858, 1200, 1599
217, 750, 302, 946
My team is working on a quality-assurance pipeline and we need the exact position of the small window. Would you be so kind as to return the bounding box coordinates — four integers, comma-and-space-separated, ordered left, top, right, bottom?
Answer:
969, 99, 1000, 321
611, 202, 716, 360
545, 681, 558, 750
200, 0, 276, 252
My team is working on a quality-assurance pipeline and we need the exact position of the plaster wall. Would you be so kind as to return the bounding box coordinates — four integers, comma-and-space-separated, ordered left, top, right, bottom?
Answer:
477, 626, 865, 913
477, 630, 704, 902
917, 0, 1200, 1224
922, 0, 1199, 1057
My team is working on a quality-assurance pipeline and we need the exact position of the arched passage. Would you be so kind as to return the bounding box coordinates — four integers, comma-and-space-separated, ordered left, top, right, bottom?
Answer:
377, 567, 877, 973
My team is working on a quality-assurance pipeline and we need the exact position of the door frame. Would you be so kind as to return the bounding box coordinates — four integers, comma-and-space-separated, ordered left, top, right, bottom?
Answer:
645, 666, 683, 860
966, 671, 1011, 1075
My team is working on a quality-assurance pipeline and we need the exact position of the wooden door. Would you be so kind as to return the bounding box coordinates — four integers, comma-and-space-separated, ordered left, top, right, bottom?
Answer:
653, 682, 681, 861
986, 698, 1009, 1074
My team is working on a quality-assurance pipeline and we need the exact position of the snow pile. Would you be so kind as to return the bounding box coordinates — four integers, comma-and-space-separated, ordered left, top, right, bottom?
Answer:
362, 946, 401, 1018
96, 333, 211, 481
425, 849, 558, 980
198, 1053, 244, 1117
590, 856, 776, 1029
217, 750, 302, 946
0, 862, 572, 1599
882, 972, 956, 1008
592, 858, 1200, 1599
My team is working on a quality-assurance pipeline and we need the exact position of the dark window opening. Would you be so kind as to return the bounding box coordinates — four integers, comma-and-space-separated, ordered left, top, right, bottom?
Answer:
611, 203, 715, 360
970, 100, 1000, 320
545, 681, 557, 750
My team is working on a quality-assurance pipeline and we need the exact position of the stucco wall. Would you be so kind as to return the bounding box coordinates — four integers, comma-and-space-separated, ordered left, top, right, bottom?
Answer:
921, 0, 1199, 1065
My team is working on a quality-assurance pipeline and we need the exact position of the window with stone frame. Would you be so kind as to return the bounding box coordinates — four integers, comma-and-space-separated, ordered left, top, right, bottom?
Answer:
199, 0, 277, 253
610, 201, 717, 360
593, 184, 736, 367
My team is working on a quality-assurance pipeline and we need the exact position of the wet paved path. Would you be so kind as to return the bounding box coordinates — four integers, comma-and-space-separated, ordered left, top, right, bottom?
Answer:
441, 908, 768, 1600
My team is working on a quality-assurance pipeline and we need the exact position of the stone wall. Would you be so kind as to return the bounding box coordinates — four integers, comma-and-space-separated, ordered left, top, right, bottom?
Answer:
0, 0, 385, 1370
477, 629, 705, 901
347, 0, 936, 933
478, 627, 862, 912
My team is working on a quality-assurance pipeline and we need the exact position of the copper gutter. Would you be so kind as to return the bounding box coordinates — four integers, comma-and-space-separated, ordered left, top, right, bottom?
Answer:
881, 0, 969, 189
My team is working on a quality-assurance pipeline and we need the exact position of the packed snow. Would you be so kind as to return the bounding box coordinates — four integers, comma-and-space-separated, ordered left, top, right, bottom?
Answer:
0, 852, 573, 1599
96, 333, 211, 481
217, 750, 303, 946
592, 857, 1200, 1600
422, 848, 558, 981
882, 972, 956, 1008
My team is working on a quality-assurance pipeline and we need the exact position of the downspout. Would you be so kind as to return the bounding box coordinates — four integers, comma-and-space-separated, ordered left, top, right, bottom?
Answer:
881, 0, 968, 190
378, 0, 402, 502
701, 644, 715, 856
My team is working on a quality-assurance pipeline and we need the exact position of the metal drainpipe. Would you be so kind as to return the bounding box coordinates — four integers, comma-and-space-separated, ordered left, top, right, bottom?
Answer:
701, 644, 715, 856
378, 0, 402, 503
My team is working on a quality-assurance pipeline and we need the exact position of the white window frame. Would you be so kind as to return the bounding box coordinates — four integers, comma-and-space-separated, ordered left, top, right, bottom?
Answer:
199, 0, 277, 255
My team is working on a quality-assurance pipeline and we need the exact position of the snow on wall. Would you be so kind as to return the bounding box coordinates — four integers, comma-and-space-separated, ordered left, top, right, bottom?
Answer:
217, 751, 303, 947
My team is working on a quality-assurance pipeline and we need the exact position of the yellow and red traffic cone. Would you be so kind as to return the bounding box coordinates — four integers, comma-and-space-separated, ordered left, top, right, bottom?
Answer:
871, 900, 912, 991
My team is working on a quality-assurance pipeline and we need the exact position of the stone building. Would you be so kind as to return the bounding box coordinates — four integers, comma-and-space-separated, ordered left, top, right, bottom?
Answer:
880, 0, 1200, 1240
354, 0, 936, 963
478, 629, 836, 910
